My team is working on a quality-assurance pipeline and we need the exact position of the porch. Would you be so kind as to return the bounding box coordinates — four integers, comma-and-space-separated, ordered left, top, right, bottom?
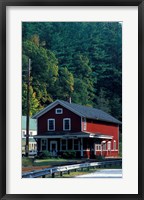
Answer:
34, 132, 117, 158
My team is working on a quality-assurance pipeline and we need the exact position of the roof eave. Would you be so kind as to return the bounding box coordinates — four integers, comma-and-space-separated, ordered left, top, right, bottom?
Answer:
32, 100, 85, 119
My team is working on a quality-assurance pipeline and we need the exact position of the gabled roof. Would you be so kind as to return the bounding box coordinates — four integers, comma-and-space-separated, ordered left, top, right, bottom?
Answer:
22, 116, 37, 130
32, 100, 121, 124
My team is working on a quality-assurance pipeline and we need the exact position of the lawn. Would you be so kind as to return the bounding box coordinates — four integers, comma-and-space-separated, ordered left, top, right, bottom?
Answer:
22, 157, 86, 171
22, 157, 122, 175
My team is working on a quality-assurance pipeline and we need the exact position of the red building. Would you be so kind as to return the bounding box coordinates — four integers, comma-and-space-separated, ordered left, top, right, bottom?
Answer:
33, 100, 121, 158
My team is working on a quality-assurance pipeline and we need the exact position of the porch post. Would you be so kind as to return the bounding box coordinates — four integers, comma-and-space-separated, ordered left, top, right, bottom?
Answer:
60, 139, 62, 151
66, 139, 68, 150
80, 138, 83, 157
72, 139, 74, 150
47, 139, 48, 151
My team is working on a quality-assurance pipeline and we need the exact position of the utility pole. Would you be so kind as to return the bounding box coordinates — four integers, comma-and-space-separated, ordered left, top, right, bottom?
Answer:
25, 58, 31, 157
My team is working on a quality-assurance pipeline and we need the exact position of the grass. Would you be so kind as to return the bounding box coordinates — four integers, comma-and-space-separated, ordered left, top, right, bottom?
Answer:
33, 158, 71, 166
22, 157, 122, 171
22, 157, 34, 167
22, 157, 84, 167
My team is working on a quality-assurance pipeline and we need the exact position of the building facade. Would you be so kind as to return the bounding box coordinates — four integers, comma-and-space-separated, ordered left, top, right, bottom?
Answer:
33, 100, 121, 158
22, 116, 37, 153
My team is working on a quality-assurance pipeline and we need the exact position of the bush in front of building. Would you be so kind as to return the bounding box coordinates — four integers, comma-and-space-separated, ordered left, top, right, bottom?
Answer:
36, 150, 51, 159
62, 150, 76, 159
95, 155, 105, 161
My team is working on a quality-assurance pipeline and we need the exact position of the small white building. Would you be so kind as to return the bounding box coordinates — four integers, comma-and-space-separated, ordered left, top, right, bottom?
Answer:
22, 116, 37, 153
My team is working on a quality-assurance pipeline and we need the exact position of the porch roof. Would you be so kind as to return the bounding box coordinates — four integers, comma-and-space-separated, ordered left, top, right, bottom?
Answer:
33, 131, 113, 140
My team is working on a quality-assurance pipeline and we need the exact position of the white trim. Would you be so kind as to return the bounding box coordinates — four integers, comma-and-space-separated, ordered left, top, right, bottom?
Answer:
83, 131, 113, 139
32, 100, 59, 119
32, 100, 85, 119
55, 108, 63, 114
63, 118, 71, 131
107, 141, 111, 150
83, 118, 87, 131
111, 149, 118, 151
113, 140, 116, 150
34, 133, 113, 139
47, 119, 55, 131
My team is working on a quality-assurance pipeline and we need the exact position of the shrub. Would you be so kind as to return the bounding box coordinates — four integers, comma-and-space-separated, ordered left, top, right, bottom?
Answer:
22, 157, 33, 167
36, 151, 51, 159
62, 150, 76, 159
95, 155, 105, 161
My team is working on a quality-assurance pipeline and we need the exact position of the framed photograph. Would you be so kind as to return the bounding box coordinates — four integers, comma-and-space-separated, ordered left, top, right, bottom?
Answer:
0, 0, 143, 199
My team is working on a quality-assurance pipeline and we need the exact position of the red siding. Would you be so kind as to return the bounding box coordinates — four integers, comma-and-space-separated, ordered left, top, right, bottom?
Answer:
38, 104, 81, 134
86, 119, 119, 150
94, 150, 118, 157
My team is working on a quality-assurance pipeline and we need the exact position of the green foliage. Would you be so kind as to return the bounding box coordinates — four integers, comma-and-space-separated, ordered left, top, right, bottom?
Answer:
62, 150, 76, 159
22, 22, 122, 120
22, 83, 43, 116
37, 151, 51, 159
22, 157, 33, 167
95, 155, 105, 161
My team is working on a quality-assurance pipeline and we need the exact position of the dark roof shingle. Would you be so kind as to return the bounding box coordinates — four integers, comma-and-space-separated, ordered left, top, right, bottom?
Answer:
59, 100, 121, 124
33, 99, 121, 124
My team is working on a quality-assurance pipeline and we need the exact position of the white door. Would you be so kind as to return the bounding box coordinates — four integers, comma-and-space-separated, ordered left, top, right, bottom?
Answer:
50, 141, 58, 156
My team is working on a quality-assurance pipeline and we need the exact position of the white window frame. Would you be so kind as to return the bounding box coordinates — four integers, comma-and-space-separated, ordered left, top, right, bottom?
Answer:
113, 140, 116, 150
107, 141, 111, 150
63, 118, 71, 131
95, 144, 101, 151
47, 119, 55, 131
83, 118, 87, 131
55, 108, 63, 114
22, 131, 25, 137
29, 131, 33, 136
102, 143, 106, 151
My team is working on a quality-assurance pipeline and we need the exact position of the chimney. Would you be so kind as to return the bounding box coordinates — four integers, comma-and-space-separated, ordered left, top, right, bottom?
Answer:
69, 97, 71, 103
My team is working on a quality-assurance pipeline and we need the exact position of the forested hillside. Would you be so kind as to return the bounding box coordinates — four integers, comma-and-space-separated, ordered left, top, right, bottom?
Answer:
22, 22, 122, 120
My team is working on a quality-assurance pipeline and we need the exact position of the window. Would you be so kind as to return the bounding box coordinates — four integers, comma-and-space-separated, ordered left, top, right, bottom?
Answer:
113, 140, 116, 150
102, 143, 106, 151
48, 119, 55, 131
107, 141, 111, 150
95, 144, 101, 151
41, 139, 47, 151
83, 118, 87, 130
68, 139, 73, 150
74, 139, 79, 150
22, 131, 25, 137
55, 108, 63, 114
63, 118, 71, 130
61, 139, 67, 150
29, 131, 33, 136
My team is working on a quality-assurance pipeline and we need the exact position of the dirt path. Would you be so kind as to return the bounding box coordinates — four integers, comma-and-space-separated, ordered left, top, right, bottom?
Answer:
22, 166, 51, 173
